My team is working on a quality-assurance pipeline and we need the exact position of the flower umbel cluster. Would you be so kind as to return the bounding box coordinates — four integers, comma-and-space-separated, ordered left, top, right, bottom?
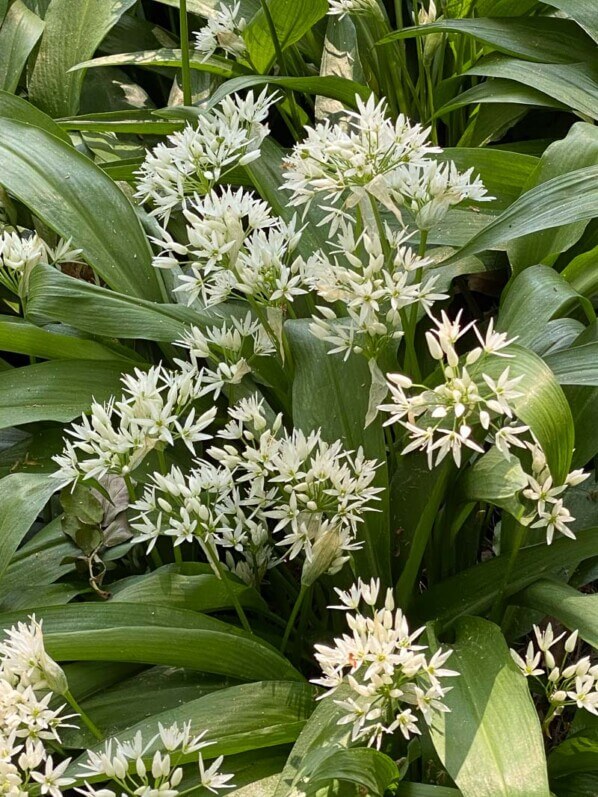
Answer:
522, 442, 589, 545
194, 2, 247, 62
282, 94, 490, 229
313, 579, 457, 749
135, 90, 276, 221
132, 397, 381, 586
152, 187, 304, 308
0, 616, 76, 797
53, 365, 216, 486
511, 623, 598, 734
0, 229, 81, 296
380, 312, 527, 467
307, 220, 446, 359
78, 723, 234, 796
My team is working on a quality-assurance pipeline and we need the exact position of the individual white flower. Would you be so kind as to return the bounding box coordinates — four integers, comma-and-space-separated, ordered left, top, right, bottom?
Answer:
198, 754, 235, 792
194, 2, 247, 62
530, 499, 576, 545
510, 642, 543, 677
30, 756, 74, 797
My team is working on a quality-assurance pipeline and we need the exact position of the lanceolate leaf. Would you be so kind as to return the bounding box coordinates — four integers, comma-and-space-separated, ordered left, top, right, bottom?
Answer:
0, 0, 44, 93
0, 120, 162, 300
0, 89, 70, 141
446, 166, 598, 264
429, 617, 550, 797
545, 343, 598, 386
514, 580, 598, 648
435, 79, 567, 119
204, 74, 371, 110
542, 0, 598, 43
472, 345, 574, 483
380, 17, 596, 64
0, 473, 56, 585
29, 0, 138, 117
0, 603, 303, 682
26, 265, 239, 341
71, 49, 239, 79
244, 0, 328, 73
68, 680, 314, 765
0, 359, 132, 429
466, 57, 598, 121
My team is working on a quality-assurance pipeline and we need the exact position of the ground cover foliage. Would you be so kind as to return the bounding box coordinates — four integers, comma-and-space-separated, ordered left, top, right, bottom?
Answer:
0, 0, 597, 795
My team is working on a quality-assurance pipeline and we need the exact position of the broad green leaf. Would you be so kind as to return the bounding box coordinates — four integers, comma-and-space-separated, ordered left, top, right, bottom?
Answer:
273, 685, 351, 797
0, 119, 162, 300
498, 265, 591, 348
0, 603, 302, 682
0, 0, 44, 93
26, 265, 234, 341
546, 343, 598, 386
472, 345, 574, 483
445, 166, 598, 264
507, 124, 598, 273
515, 580, 598, 648
244, 0, 328, 73
563, 245, 598, 299
286, 319, 390, 584
71, 48, 238, 78
204, 74, 371, 110
69, 679, 313, 764
306, 748, 399, 795
0, 583, 78, 611
412, 527, 598, 626
458, 448, 527, 521
110, 563, 268, 614
436, 79, 567, 119
0, 359, 130, 428
438, 147, 537, 210
466, 57, 598, 120
528, 319, 586, 358
29, 0, 137, 117
566, 383, 598, 468
542, 0, 598, 44
0, 317, 138, 362
0, 88, 71, 141
60, 667, 232, 746
380, 17, 596, 64
0, 473, 56, 585
429, 617, 550, 797
0, 517, 77, 596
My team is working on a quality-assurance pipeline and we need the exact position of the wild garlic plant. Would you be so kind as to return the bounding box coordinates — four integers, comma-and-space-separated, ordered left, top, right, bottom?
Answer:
313, 578, 457, 750
0, 228, 81, 299
511, 624, 598, 735
0, 617, 76, 796
78, 725, 234, 796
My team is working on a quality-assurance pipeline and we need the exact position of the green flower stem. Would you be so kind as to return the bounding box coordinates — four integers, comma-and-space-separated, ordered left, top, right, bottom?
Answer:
124, 473, 136, 503
64, 689, 103, 741
205, 540, 252, 633
280, 585, 308, 654
179, 0, 192, 106
492, 515, 528, 626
